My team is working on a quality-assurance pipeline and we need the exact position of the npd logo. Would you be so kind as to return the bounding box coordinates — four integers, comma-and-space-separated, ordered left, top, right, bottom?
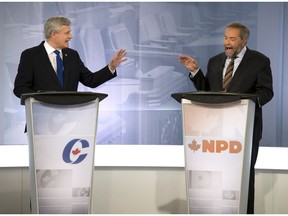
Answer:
62, 138, 90, 164
188, 139, 242, 153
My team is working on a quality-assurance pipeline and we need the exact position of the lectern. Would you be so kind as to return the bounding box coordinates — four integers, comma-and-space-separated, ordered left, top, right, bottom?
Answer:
172, 91, 257, 214
21, 91, 107, 214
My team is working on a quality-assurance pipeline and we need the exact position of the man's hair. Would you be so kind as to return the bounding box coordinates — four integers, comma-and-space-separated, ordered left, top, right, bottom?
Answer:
44, 16, 71, 39
226, 22, 250, 40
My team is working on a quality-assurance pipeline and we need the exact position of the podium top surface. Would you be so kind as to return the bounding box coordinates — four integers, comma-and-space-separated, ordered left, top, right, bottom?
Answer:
21, 91, 108, 105
171, 91, 258, 104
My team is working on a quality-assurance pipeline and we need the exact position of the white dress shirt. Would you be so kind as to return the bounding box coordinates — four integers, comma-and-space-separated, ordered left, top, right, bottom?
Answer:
44, 41, 115, 74
189, 46, 247, 78
44, 41, 62, 73
222, 46, 246, 78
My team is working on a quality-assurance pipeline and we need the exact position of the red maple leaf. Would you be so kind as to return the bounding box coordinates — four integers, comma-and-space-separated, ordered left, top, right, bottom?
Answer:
188, 139, 201, 152
72, 148, 81, 156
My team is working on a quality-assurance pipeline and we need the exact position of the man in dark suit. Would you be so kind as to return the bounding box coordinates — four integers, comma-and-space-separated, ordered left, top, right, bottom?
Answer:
178, 22, 273, 214
13, 16, 128, 98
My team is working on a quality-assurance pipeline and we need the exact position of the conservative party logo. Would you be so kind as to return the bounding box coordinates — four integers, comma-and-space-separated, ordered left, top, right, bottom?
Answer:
62, 138, 90, 164
188, 139, 242, 153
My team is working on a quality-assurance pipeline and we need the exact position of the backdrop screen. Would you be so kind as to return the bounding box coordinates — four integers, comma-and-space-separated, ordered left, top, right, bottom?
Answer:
0, 2, 286, 147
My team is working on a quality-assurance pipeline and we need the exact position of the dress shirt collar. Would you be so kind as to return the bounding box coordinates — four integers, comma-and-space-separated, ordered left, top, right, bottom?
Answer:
229, 46, 246, 59
44, 41, 62, 56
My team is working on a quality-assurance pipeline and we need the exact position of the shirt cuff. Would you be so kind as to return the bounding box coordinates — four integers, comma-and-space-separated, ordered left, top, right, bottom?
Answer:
108, 64, 116, 74
189, 67, 200, 78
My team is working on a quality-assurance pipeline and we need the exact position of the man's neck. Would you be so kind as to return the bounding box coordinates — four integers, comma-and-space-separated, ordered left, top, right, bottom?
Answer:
46, 39, 60, 50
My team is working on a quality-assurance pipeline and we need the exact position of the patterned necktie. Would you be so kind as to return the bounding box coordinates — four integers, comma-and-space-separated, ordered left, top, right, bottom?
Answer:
223, 56, 236, 90
54, 50, 64, 87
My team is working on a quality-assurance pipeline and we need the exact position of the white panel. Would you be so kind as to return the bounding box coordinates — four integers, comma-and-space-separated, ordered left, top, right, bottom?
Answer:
255, 172, 274, 214
0, 168, 22, 213
274, 173, 288, 213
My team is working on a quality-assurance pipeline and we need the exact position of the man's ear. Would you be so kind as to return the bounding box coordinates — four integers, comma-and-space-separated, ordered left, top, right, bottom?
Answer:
242, 39, 248, 47
51, 30, 57, 38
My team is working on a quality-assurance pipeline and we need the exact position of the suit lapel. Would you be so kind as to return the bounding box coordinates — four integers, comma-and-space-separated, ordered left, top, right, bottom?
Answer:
62, 49, 69, 88
38, 43, 58, 76
216, 54, 226, 90
38, 42, 64, 89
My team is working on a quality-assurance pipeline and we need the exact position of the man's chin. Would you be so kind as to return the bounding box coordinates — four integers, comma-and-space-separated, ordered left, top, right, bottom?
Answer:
64, 43, 69, 48
225, 50, 235, 58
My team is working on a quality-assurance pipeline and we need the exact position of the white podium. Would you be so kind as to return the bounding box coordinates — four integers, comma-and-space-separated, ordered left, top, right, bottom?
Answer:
21, 91, 107, 214
172, 92, 257, 214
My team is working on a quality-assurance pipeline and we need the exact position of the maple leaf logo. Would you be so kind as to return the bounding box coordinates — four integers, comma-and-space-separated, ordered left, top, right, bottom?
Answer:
188, 139, 201, 152
72, 148, 81, 156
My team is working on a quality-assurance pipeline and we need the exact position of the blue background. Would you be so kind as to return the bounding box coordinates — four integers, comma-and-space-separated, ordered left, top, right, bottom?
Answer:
0, 2, 286, 147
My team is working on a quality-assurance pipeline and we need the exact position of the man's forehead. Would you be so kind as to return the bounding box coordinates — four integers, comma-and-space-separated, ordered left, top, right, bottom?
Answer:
225, 27, 241, 36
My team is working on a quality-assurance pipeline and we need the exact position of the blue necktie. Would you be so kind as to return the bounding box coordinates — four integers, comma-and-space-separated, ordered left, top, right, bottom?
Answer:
54, 50, 64, 87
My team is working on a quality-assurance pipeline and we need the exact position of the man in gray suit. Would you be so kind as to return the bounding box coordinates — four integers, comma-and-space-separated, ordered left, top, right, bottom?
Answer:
14, 16, 128, 98
178, 22, 273, 214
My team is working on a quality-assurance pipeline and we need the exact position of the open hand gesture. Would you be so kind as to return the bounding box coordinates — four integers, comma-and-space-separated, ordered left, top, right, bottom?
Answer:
109, 49, 128, 70
178, 55, 199, 72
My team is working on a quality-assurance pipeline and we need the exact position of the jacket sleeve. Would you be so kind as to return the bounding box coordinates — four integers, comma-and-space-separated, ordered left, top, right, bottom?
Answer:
190, 69, 210, 91
13, 50, 36, 98
74, 51, 117, 88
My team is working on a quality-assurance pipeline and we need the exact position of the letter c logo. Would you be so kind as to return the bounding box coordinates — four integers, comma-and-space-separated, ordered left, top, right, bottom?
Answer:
62, 139, 89, 164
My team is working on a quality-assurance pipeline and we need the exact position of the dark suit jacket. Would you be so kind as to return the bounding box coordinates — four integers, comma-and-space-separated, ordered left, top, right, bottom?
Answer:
190, 48, 274, 165
14, 41, 116, 98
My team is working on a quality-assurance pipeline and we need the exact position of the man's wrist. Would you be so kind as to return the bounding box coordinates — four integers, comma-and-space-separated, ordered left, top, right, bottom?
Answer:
108, 64, 116, 74
189, 67, 200, 77
190, 67, 200, 73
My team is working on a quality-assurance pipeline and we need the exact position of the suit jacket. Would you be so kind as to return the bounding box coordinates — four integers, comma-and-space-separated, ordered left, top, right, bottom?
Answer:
14, 41, 116, 98
191, 48, 274, 164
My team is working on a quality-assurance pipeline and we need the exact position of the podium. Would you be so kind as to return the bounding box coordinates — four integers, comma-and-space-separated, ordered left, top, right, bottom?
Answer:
172, 91, 257, 214
21, 91, 107, 214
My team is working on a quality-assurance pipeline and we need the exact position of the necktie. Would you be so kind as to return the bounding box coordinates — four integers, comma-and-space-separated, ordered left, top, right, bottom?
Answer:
54, 50, 64, 87
223, 56, 236, 90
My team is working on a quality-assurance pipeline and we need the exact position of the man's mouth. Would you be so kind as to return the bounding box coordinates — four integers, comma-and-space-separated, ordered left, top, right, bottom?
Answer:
224, 47, 235, 57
